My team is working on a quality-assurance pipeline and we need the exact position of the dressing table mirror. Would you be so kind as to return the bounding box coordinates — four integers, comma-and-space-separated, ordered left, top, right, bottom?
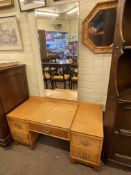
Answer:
82, 1, 117, 53
35, 2, 79, 100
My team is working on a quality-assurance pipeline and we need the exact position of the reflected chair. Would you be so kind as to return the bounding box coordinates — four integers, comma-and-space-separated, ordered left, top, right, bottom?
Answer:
43, 63, 54, 89
70, 64, 78, 89
51, 64, 71, 89
71, 75, 78, 89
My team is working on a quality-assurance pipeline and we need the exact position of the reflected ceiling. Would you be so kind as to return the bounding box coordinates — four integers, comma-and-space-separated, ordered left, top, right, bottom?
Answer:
35, 2, 79, 19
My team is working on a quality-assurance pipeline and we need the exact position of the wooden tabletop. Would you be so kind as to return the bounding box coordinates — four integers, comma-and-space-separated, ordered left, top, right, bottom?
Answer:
71, 103, 103, 138
28, 101, 78, 129
6, 96, 46, 120
7, 96, 78, 130
7, 97, 103, 136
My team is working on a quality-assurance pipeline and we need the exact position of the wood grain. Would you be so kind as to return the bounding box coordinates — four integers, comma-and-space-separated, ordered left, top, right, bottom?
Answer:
71, 103, 103, 137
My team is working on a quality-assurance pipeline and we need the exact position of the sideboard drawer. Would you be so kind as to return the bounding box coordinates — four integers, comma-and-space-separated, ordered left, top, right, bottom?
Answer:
28, 122, 69, 140
12, 132, 30, 145
71, 132, 101, 151
71, 145, 99, 164
8, 118, 28, 134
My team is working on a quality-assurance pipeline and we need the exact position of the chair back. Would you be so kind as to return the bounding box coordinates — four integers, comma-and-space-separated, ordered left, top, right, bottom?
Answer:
70, 63, 78, 76
43, 63, 51, 80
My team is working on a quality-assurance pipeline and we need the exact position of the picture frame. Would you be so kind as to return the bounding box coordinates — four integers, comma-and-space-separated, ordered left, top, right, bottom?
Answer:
0, 0, 14, 9
0, 16, 23, 51
18, 0, 46, 12
82, 0, 118, 54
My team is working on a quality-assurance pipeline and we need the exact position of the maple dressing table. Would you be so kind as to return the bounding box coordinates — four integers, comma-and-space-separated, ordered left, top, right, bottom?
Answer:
7, 96, 103, 170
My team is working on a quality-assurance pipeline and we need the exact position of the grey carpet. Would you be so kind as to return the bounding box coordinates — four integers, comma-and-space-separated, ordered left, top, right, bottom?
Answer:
0, 135, 130, 175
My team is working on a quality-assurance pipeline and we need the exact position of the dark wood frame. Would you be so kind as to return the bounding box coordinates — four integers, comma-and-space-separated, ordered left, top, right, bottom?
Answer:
0, 0, 14, 9
0, 16, 23, 51
18, 0, 46, 12
82, 0, 118, 54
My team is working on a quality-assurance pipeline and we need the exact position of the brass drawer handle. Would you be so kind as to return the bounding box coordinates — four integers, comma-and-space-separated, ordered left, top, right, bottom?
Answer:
80, 152, 89, 159
44, 129, 50, 134
80, 140, 90, 146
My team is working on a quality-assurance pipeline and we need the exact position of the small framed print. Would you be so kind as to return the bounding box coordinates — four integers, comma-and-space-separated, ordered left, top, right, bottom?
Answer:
0, 16, 23, 50
18, 0, 46, 12
0, 0, 14, 9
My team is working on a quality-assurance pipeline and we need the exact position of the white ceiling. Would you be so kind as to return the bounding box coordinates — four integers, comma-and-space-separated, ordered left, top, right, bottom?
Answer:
36, 2, 79, 14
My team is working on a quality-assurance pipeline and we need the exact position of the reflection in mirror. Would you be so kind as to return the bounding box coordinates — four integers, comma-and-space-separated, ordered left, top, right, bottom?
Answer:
88, 8, 116, 47
35, 2, 79, 101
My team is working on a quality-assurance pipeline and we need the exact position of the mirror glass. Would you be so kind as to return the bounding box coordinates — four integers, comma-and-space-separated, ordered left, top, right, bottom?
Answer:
88, 8, 116, 47
35, 2, 79, 100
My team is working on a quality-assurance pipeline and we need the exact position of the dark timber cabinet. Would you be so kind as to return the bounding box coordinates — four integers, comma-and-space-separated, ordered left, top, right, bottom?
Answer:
0, 64, 29, 147
103, 0, 131, 171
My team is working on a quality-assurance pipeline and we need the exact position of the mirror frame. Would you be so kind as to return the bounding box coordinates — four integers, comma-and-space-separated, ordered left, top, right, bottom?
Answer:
82, 0, 118, 54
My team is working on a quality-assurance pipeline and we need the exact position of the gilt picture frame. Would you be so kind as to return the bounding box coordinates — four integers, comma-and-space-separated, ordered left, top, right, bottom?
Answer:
0, 16, 23, 50
0, 0, 14, 9
82, 0, 118, 54
18, 0, 46, 12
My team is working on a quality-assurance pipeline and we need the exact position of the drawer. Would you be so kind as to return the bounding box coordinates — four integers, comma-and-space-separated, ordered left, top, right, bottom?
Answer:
70, 145, 99, 165
8, 118, 28, 134
71, 132, 101, 151
28, 122, 69, 140
12, 132, 30, 145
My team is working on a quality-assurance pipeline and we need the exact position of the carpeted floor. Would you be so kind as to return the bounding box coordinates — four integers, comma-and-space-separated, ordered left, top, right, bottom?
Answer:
0, 135, 130, 175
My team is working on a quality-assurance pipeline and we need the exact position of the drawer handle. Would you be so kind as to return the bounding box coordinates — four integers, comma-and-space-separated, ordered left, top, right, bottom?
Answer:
44, 130, 50, 134
80, 152, 89, 159
80, 140, 90, 146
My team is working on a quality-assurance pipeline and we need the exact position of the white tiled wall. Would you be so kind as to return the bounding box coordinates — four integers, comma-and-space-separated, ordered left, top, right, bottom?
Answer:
0, 1, 44, 96
0, 0, 112, 106
78, 0, 112, 105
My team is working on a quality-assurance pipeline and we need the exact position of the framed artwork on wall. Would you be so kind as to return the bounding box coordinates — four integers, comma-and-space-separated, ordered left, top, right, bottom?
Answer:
0, 16, 23, 50
82, 0, 118, 54
0, 0, 14, 9
18, 0, 46, 12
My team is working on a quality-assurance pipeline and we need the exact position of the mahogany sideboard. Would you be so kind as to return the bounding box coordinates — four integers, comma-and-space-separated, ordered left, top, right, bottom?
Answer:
7, 97, 103, 170
0, 65, 29, 147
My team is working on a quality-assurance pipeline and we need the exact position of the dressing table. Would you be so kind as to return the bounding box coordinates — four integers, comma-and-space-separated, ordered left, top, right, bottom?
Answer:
7, 96, 103, 170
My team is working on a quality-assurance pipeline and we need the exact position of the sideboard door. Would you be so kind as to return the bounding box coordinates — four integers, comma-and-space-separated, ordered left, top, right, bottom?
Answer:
0, 65, 29, 114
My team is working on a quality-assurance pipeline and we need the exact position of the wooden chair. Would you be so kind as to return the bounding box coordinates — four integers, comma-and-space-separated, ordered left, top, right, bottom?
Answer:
71, 76, 78, 89
70, 64, 78, 89
51, 64, 71, 89
43, 63, 55, 89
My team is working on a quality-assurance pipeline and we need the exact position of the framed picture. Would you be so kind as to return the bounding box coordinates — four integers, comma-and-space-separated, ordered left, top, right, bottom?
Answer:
18, 0, 46, 12
0, 16, 23, 50
0, 0, 14, 9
